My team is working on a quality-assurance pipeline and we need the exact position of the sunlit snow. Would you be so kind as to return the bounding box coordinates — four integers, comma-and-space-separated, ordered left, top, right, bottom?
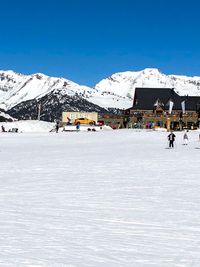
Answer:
1, 129, 200, 266
1, 68, 200, 110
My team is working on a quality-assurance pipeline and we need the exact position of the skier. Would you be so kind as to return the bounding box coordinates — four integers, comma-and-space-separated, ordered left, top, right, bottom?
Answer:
183, 131, 189, 145
76, 122, 80, 132
1, 125, 6, 132
168, 131, 176, 148
55, 121, 59, 133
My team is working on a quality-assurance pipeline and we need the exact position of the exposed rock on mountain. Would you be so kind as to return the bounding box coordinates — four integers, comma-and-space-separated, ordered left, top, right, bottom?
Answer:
1, 68, 200, 121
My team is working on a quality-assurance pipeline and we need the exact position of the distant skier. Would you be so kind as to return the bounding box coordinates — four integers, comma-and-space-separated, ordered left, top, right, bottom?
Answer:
183, 131, 189, 145
76, 122, 80, 132
1, 125, 6, 132
168, 131, 176, 148
56, 121, 59, 133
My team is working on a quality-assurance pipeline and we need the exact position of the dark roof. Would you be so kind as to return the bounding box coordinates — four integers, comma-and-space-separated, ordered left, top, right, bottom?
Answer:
181, 96, 200, 111
131, 88, 200, 111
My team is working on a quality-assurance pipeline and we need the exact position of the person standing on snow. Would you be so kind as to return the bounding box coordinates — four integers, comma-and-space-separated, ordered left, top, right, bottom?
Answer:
1, 125, 6, 132
76, 122, 80, 132
55, 121, 59, 133
183, 131, 189, 145
168, 131, 176, 148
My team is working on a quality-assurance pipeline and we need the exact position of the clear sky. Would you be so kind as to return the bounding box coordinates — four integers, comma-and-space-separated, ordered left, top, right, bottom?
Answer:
0, 0, 200, 86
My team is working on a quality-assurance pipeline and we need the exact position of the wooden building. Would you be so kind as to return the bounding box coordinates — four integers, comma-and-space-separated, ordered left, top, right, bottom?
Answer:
125, 88, 200, 130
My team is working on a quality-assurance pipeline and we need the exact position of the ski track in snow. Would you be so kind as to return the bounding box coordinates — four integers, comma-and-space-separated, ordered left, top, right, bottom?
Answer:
0, 130, 200, 266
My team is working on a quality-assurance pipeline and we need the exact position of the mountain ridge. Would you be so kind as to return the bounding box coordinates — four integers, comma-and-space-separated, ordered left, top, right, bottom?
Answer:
1, 68, 200, 121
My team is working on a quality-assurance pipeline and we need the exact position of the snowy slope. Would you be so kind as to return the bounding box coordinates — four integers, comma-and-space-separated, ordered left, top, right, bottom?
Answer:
1, 120, 112, 133
1, 120, 55, 132
0, 109, 15, 122
94, 68, 200, 108
1, 68, 200, 111
0, 130, 200, 266
8, 91, 109, 122
0, 70, 94, 110
0, 70, 131, 111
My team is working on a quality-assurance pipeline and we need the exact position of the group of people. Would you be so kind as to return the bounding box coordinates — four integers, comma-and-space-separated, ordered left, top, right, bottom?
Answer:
167, 131, 189, 148
55, 120, 80, 133
1, 125, 19, 133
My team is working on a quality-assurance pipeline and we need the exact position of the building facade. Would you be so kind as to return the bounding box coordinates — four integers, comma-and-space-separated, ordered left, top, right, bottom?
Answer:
62, 111, 98, 124
125, 88, 200, 130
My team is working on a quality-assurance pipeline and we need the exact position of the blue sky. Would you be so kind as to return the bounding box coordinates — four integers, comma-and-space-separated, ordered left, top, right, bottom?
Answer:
0, 0, 200, 86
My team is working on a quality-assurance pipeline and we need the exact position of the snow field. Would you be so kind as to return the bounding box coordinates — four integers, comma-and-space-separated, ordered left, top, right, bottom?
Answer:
0, 130, 200, 266
1, 120, 55, 133
1, 120, 112, 133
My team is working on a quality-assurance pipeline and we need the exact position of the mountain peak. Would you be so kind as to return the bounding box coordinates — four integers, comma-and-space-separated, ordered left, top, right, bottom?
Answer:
1, 68, 200, 112
142, 68, 161, 75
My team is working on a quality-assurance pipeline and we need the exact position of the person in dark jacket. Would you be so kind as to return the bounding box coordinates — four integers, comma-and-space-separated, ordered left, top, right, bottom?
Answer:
168, 131, 176, 148
1, 125, 6, 132
56, 121, 59, 133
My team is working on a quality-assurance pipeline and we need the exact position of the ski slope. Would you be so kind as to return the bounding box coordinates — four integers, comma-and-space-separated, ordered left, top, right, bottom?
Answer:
0, 130, 200, 266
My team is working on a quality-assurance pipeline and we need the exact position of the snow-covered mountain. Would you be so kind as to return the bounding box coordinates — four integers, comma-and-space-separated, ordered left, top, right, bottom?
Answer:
8, 90, 110, 122
94, 68, 200, 104
0, 70, 131, 112
0, 70, 96, 110
0, 108, 15, 122
1, 68, 200, 118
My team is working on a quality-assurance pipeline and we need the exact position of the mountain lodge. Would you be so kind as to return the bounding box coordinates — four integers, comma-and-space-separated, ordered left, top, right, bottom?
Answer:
125, 88, 200, 130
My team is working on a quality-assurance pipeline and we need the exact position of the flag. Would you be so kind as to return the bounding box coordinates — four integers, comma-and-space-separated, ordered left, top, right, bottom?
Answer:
181, 100, 186, 114
133, 92, 138, 106
168, 100, 174, 114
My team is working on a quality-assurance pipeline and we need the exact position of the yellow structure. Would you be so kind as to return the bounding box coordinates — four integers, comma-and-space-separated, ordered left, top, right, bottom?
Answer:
62, 112, 98, 124
166, 117, 171, 132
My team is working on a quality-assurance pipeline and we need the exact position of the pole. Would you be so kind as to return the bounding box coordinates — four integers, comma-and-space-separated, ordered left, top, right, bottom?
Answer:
38, 104, 41, 121
185, 113, 188, 129
166, 116, 171, 132
179, 119, 182, 131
